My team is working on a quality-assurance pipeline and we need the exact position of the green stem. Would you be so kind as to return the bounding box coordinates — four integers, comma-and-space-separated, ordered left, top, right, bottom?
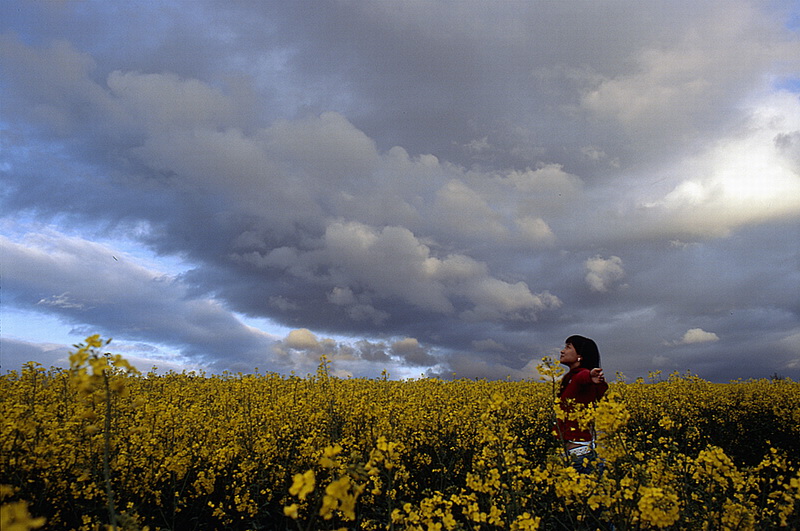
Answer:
103, 369, 118, 530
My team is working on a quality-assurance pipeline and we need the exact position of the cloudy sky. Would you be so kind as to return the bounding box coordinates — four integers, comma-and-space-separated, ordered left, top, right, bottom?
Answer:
2, 1, 799, 382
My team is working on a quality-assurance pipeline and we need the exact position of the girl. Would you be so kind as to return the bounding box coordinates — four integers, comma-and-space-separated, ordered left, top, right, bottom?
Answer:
555, 335, 607, 469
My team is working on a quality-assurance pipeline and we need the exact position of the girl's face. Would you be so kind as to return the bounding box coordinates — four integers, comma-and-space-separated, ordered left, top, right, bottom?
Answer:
560, 342, 580, 368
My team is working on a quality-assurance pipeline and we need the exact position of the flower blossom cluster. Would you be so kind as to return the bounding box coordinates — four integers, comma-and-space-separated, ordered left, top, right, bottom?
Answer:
1, 339, 798, 529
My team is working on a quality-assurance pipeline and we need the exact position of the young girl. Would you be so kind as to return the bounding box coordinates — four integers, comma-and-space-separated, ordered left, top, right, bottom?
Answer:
554, 335, 607, 469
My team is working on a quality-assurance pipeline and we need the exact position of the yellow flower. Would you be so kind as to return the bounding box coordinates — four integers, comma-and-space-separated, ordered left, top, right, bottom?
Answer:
283, 503, 299, 519
637, 486, 680, 528
289, 470, 315, 500
4, 340, 800, 530
720, 500, 755, 530
85, 334, 104, 348
511, 512, 541, 531
0, 500, 46, 531
659, 415, 675, 430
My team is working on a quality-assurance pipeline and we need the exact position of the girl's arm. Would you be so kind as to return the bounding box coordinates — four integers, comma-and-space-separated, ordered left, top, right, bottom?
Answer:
590, 367, 605, 385
590, 367, 609, 397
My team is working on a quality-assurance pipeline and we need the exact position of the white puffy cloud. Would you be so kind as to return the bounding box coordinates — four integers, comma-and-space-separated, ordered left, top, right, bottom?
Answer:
460, 278, 561, 322
678, 328, 720, 345
390, 338, 436, 366
270, 329, 437, 376
248, 220, 559, 322
501, 164, 583, 200
515, 216, 556, 246
265, 111, 380, 180
433, 179, 508, 239
584, 255, 625, 293
285, 328, 321, 350
107, 70, 239, 131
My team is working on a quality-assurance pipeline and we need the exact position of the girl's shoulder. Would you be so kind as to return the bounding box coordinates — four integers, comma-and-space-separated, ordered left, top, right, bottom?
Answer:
569, 367, 593, 383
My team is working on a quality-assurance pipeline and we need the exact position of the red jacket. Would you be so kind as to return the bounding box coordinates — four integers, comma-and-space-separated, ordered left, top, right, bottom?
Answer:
555, 367, 608, 442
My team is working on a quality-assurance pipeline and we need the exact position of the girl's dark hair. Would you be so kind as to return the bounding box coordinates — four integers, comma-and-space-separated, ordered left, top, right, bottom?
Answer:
566, 335, 601, 369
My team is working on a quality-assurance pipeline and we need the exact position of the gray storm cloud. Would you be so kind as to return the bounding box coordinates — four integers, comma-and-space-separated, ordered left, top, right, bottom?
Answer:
1, 1, 799, 381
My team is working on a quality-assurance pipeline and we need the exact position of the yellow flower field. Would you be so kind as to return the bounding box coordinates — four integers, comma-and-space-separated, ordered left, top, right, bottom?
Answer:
1, 337, 798, 530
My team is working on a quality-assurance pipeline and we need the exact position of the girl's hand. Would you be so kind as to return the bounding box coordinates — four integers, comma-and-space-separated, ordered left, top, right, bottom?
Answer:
590, 367, 605, 385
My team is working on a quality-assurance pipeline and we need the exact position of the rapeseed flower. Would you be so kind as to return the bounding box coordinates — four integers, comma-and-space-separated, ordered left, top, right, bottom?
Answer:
289, 469, 315, 500
3, 337, 799, 529
637, 486, 680, 528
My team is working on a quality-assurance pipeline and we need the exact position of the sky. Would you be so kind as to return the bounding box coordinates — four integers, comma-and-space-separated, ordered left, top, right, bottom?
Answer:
1, 0, 799, 382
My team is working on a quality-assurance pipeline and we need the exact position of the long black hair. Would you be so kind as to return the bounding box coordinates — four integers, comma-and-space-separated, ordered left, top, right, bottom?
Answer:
559, 335, 602, 395
566, 335, 601, 369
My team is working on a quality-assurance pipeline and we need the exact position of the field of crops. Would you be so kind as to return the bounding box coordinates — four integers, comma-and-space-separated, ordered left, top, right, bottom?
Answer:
2, 336, 799, 530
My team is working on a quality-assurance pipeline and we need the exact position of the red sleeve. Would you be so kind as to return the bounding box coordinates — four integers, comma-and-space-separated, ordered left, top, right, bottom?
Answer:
571, 368, 593, 384
573, 368, 608, 398
597, 380, 609, 398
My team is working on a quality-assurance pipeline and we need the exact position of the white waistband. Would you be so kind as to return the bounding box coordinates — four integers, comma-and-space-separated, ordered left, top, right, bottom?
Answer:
566, 440, 595, 456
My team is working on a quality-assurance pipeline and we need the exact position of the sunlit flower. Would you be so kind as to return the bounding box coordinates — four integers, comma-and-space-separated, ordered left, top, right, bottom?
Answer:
3, 336, 798, 530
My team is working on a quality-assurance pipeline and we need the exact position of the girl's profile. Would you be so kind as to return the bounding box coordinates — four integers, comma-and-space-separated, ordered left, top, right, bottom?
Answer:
554, 335, 608, 471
